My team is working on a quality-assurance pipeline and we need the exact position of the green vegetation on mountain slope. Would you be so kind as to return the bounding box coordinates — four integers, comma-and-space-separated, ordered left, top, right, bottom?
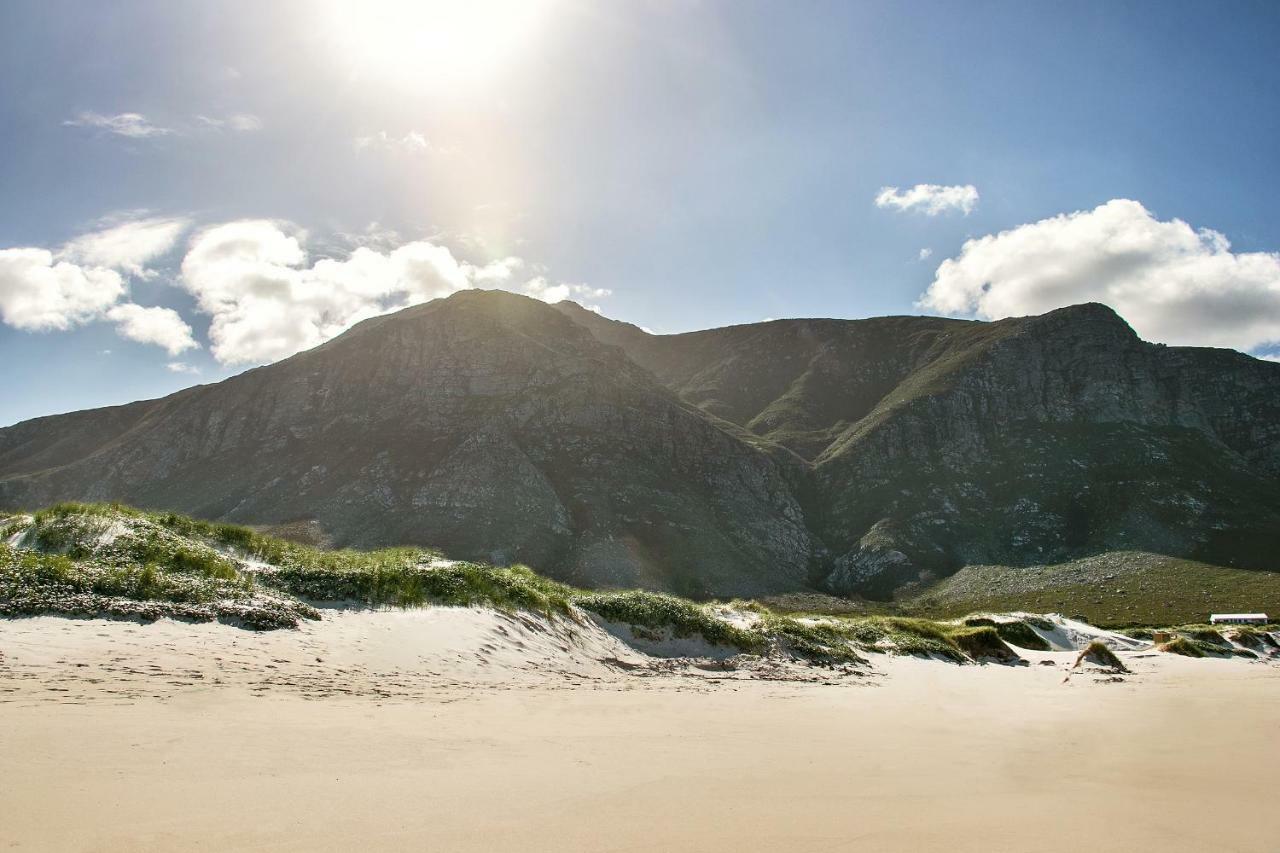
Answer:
898, 550, 1280, 627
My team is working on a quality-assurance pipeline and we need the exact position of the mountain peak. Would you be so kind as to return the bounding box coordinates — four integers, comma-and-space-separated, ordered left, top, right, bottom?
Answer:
2, 295, 1278, 601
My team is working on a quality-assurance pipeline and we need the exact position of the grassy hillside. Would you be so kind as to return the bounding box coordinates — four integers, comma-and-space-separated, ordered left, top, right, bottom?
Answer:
899, 551, 1280, 627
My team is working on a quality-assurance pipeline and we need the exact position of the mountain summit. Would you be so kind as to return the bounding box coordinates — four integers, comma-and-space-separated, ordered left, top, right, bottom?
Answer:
4, 290, 1279, 598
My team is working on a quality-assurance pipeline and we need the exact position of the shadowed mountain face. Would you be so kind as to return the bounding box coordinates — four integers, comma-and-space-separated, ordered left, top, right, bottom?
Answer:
4, 290, 1280, 599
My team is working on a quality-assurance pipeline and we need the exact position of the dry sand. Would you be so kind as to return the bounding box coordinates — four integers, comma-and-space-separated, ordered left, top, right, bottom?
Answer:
2, 610, 1278, 852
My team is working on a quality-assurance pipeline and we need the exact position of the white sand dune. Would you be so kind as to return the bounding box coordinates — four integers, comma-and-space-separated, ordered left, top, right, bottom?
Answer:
1, 610, 1278, 852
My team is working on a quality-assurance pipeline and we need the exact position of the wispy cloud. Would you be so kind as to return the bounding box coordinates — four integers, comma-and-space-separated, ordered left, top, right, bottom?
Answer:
918, 247, 933, 261
195, 113, 263, 132
66, 111, 262, 139
166, 361, 201, 374
63, 111, 173, 138
60, 216, 191, 278
876, 184, 979, 216
354, 130, 447, 154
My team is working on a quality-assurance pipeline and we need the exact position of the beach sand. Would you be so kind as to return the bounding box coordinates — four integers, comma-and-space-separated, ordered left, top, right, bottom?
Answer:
2, 610, 1278, 852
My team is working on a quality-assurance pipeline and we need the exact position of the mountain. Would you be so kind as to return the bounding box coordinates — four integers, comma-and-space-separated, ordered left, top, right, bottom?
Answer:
3, 290, 1280, 600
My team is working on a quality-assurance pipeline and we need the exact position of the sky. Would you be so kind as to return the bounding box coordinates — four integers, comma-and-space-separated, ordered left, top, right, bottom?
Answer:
2, 0, 1280, 425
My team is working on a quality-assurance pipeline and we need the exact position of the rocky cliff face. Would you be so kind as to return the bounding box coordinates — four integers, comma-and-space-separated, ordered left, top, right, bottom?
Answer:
0, 292, 813, 596
561, 300, 1280, 597
3, 292, 1279, 599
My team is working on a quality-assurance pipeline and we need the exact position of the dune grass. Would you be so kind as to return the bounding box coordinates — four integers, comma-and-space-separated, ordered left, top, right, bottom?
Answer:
993, 619, 1051, 651
1158, 637, 1206, 657
0, 543, 314, 629
948, 625, 1019, 661
8, 503, 1266, 667
1076, 639, 1126, 671
757, 615, 866, 664
574, 589, 767, 654
963, 616, 1051, 651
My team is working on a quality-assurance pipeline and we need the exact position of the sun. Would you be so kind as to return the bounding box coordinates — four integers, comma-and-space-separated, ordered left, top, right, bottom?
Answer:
324, 0, 552, 92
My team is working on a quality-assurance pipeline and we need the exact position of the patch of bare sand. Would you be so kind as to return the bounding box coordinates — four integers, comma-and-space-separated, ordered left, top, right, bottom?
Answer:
1, 613, 1278, 852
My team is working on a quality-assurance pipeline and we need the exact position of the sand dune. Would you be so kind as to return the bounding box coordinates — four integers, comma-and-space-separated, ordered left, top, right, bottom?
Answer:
1, 611, 1278, 852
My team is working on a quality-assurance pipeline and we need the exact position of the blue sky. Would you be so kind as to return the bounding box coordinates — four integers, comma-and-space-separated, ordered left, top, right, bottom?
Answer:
2, 0, 1280, 425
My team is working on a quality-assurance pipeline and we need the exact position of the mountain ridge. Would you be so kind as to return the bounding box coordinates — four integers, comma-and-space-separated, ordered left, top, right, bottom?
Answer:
3, 289, 1279, 599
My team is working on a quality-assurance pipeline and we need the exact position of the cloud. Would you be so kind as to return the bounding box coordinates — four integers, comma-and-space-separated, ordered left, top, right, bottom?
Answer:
180, 220, 600, 365
166, 361, 201, 374
0, 217, 197, 354
196, 113, 263, 132
918, 247, 933, 261
918, 199, 1280, 352
67, 112, 262, 140
105, 303, 199, 355
63, 111, 173, 138
521, 276, 612, 307
354, 130, 445, 154
1260, 353, 1280, 363
0, 248, 125, 330
876, 184, 979, 216
60, 216, 189, 278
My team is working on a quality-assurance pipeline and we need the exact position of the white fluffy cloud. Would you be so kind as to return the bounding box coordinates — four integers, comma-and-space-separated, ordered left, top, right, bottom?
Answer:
60, 216, 190, 278
0, 248, 125, 330
105, 303, 198, 355
919, 199, 1280, 351
521, 276, 612, 307
63, 112, 173, 138
0, 218, 197, 355
180, 220, 599, 365
3, 215, 598, 366
875, 184, 978, 216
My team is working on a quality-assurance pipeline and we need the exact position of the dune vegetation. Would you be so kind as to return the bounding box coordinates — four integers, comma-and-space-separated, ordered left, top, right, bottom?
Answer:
3, 503, 1276, 668
0, 502, 1041, 665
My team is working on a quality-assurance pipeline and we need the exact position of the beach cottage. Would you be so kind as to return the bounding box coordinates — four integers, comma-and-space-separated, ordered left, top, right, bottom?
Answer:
1209, 613, 1269, 625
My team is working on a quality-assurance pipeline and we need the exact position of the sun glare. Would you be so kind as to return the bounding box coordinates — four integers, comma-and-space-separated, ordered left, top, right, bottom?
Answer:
325, 0, 552, 91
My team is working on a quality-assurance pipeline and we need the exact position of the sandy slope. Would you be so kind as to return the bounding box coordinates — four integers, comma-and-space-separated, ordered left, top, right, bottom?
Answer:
2, 611, 1278, 852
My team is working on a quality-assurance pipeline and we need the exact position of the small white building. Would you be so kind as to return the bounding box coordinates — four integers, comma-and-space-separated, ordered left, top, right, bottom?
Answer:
1209, 613, 1269, 625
